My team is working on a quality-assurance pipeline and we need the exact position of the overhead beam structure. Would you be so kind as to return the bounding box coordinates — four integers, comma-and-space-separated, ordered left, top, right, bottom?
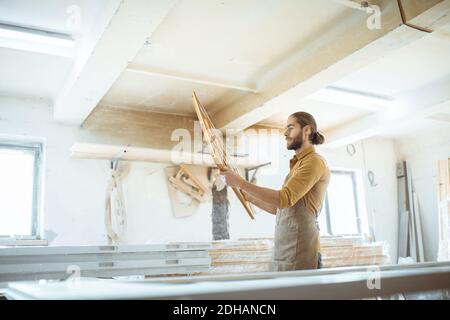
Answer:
53, 0, 177, 124
211, 0, 448, 132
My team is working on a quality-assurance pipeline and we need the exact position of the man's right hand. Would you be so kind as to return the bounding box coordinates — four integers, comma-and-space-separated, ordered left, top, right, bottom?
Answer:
241, 189, 250, 202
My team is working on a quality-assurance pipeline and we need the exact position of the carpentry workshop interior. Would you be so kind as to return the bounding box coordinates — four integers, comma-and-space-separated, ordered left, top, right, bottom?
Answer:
0, 0, 449, 301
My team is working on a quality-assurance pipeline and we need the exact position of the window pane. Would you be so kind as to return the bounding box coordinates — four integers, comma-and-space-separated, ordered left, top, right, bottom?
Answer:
0, 148, 35, 236
328, 172, 358, 235
317, 205, 329, 235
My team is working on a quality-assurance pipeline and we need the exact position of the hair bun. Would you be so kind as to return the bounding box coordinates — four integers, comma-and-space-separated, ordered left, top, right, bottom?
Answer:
311, 131, 325, 145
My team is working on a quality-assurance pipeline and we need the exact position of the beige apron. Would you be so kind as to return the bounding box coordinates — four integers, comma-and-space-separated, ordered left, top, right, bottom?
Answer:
272, 172, 321, 271
272, 202, 320, 271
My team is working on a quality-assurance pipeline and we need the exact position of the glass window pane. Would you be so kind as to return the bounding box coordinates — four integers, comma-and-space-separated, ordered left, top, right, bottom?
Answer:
0, 148, 35, 236
317, 205, 329, 235
328, 172, 358, 235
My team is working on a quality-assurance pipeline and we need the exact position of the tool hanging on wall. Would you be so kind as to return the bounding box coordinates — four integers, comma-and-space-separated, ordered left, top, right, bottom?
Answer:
242, 162, 271, 216
168, 164, 210, 202
367, 170, 378, 187
346, 144, 356, 157
245, 162, 272, 183
192, 91, 255, 220
105, 154, 130, 244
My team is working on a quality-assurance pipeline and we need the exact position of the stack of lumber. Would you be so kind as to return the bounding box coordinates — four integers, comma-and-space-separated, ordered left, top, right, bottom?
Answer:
205, 238, 274, 275
200, 236, 389, 275
320, 235, 389, 268
0, 243, 211, 283
145, 237, 389, 277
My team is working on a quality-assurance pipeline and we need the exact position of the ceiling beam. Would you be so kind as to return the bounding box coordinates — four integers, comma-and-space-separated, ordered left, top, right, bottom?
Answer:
323, 73, 450, 148
126, 63, 257, 93
408, 0, 450, 30
306, 86, 393, 112
80, 105, 197, 151
398, 0, 443, 23
53, 0, 177, 124
211, 0, 446, 132
70, 142, 265, 168
323, 99, 450, 148
75, 106, 270, 167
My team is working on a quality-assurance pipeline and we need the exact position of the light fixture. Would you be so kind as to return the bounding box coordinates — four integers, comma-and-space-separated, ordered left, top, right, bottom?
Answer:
307, 85, 395, 111
0, 23, 75, 48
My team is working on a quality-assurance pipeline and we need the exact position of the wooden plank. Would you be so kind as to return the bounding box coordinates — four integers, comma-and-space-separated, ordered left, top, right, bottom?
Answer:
0, 244, 212, 283
164, 166, 200, 218
180, 164, 210, 197
192, 91, 255, 220
200, 238, 389, 275
437, 159, 450, 261
413, 191, 425, 262
169, 176, 204, 202
70, 142, 265, 167
397, 161, 410, 259
0, 243, 211, 255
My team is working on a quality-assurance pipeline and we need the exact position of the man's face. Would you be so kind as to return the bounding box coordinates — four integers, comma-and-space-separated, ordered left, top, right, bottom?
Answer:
284, 116, 303, 150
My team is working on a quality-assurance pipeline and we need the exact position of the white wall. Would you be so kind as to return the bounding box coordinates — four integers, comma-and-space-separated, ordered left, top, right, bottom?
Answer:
241, 135, 400, 263
0, 96, 279, 245
395, 124, 450, 261
2, 96, 445, 264
1, 96, 107, 245
104, 158, 281, 244
320, 138, 399, 263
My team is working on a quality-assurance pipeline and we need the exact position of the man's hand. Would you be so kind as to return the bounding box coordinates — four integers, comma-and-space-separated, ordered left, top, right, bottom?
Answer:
220, 168, 244, 188
221, 168, 279, 215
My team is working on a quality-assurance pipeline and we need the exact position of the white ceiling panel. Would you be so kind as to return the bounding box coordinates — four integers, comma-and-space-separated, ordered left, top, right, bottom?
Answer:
0, 47, 73, 99
334, 32, 450, 97
0, 0, 108, 38
99, 69, 248, 116
259, 99, 371, 131
131, 0, 351, 86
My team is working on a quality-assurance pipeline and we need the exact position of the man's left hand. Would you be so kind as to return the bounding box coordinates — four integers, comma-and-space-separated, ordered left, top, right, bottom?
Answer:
220, 168, 244, 188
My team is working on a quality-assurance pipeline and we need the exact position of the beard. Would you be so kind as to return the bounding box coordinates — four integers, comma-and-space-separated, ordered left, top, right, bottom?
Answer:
287, 134, 303, 150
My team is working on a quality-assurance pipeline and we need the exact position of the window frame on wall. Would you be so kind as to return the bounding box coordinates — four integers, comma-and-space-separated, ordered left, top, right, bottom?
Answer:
0, 140, 43, 239
318, 169, 365, 236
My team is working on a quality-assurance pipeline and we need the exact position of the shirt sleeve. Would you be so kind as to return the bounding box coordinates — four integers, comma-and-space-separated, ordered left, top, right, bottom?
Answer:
279, 156, 325, 209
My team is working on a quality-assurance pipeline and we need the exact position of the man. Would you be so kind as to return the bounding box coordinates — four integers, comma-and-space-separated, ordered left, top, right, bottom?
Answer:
221, 112, 330, 271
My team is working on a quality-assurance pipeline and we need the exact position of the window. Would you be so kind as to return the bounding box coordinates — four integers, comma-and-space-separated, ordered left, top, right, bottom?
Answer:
0, 142, 42, 238
317, 169, 368, 236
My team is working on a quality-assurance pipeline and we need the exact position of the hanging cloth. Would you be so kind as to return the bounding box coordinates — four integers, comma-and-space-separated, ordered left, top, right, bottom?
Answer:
105, 159, 130, 244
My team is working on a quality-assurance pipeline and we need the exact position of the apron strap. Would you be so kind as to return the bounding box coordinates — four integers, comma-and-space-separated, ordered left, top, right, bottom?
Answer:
315, 213, 320, 231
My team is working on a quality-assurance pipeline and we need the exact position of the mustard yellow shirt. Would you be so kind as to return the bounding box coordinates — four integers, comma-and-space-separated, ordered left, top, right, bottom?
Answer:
279, 145, 330, 214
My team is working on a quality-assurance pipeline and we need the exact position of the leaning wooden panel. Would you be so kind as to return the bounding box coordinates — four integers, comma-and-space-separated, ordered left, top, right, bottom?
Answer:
165, 166, 201, 218
192, 91, 255, 220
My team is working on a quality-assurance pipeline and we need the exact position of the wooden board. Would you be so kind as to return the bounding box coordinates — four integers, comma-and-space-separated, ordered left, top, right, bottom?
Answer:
199, 237, 390, 275
70, 142, 265, 167
192, 91, 255, 220
180, 164, 211, 198
165, 166, 201, 218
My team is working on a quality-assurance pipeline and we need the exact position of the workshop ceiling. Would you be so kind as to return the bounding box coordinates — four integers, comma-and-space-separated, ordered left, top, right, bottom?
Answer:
0, 0, 109, 100
99, 0, 352, 116
0, 0, 449, 147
